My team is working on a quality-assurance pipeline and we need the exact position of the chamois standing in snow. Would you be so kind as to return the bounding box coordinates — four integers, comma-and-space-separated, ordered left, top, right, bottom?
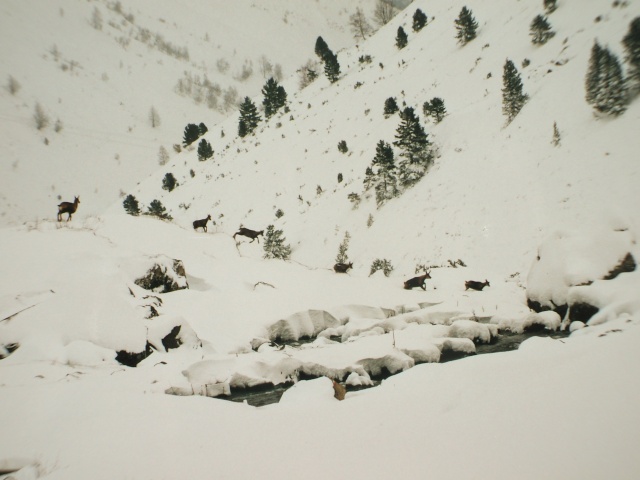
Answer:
465, 280, 490, 291
57, 196, 80, 222
233, 227, 264, 243
403, 271, 431, 290
193, 215, 212, 232
333, 262, 353, 273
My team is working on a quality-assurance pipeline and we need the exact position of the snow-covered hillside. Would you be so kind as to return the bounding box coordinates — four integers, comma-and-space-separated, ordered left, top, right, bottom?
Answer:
2, 0, 640, 479
0, 0, 378, 225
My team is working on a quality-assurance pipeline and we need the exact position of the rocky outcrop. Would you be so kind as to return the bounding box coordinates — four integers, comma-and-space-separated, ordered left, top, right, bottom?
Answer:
134, 259, 189, 293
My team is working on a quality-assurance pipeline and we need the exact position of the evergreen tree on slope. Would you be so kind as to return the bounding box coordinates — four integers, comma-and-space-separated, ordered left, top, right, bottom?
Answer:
413, 8, 428, 32
502, 59, 529, 124
262, 77, 287, 119
371, 140, 398, 207
394, 107, 432, 188
622, 17, 640, 95
455, 6, 478, 46
585, 41, 628, 116
238, 97, 261, 137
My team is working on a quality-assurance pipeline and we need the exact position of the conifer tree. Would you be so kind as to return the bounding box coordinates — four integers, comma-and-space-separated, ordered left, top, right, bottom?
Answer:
585, 41, 628, 116
530, 15, 555, 45
544, 0, 557, 14
182, 123, 200, 147
413, 9, 428, 32
363, 166, 375, 191
454, 6, 478, 46
262, 77, 287, 119
263, 225, 292, 260
371, 140, 398, 207
123, 194, 141, 216
384, 97, 399, 117
423, 97, 447, 123
396, 26, 408, 49
238, 96, 261, 137
162, 172, 178, 192
552, 122, 561, 146
146, 200, 172, 220
197, 139, 214, 161
336, 231, 351, 264
394, 107, 432, 188
502, 59, 529, 124
622, 17, 640, 95
324, 49, 341, 83
198, 122, 208, 136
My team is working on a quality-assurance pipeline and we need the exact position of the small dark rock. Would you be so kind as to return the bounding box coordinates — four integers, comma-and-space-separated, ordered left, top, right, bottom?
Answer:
115, 342, 153, 367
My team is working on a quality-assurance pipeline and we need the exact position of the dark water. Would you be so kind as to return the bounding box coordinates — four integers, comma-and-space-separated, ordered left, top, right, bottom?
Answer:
219, 327, 570, 407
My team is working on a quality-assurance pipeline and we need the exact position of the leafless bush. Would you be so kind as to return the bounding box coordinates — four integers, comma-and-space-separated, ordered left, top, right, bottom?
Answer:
6, 75, 20, 95
34, 102, 50, 130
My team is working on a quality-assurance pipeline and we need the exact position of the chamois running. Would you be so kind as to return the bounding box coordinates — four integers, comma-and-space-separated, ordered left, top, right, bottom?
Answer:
233, 227, 264, 243
403, 271, 431, 290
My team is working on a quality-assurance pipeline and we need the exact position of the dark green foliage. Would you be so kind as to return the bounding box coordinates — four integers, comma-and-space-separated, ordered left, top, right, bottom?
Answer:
338, 140, 348, 153
197, 139, 214, 161
530, 15, 555, 45
455, 6, 478, 45
384, 97, 399, 117
338, 172, 343, 183
262, 77, 287, 119
585, 41, 629, 116
396, 26, 408, 49
552, 122, 561, 146
263, 225, 292, 260
162, 172, 178, 192
123, 194, 140, 216
369, 258, 394, 277
238, 97, 261, 137
182, 123, 200, 147
315, 36, 330, 61
394, 107, 432, 188
622, 17, 640, 93
198, 122, 208, 136
544, 0, 557, 14
370, 140, 398, 207
324, 49, 341, 83
413, 8, 428, 32
146, 199, 172, 220
423, 97, 447, 123
502, 59, 529, 124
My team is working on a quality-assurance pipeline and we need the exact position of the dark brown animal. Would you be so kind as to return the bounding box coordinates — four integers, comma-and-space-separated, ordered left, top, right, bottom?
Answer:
193, 215, 212, 232
233, 227, 264, 243
333, 262, 353, 273
465, 280, 490, 291
57, 196, 80, 222
403, 271, 431, 290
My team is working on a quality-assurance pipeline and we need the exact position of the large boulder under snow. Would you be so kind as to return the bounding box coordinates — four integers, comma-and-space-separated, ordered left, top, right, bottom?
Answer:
526, 227, 636, 322
130, 256, 189, 293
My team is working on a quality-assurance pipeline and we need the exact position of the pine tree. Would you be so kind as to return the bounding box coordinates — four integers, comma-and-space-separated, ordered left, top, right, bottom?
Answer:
423, 97, 447, 123
585, 42, 629, 116
197, 139, 214, 161
198, 122, 208, 136
263, 225, 292, 260
552, 122, 561, 146
162, 172, 177, 192
238, 97, 261, 137
262, 77, 287, 119
396, 26, 408, 49
544, 0, 557, 14
336, 231, 351, 264
123, 194, 141, 216
394, 107, 432, 188
324, 49, 341, 83
622, 17, 640, 95
315, 36, 330, 62
455, 6, 478, 46
182, 123, 200, 147
502, 59, 529, 124
530, 14, 555, 45
384, 97, 399, 117
146, 200, 172, 220
370, 140, 398, 207
413, 8, 428, 32
338, 140, 348, 153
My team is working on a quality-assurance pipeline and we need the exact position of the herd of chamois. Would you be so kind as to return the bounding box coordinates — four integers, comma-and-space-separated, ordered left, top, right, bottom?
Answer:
56, 198, 489, 292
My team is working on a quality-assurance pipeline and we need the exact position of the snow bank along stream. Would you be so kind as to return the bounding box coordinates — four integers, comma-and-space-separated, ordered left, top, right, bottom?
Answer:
176, 303, 568, 407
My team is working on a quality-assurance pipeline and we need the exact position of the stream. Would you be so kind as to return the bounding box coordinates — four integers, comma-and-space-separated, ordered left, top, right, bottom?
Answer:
220, 326, 570, 407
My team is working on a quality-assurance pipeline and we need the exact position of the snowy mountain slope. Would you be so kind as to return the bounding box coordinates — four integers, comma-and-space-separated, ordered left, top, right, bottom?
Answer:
122, 0, 640, 277
0, 0, 379, 225
1, 1, 640, 479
